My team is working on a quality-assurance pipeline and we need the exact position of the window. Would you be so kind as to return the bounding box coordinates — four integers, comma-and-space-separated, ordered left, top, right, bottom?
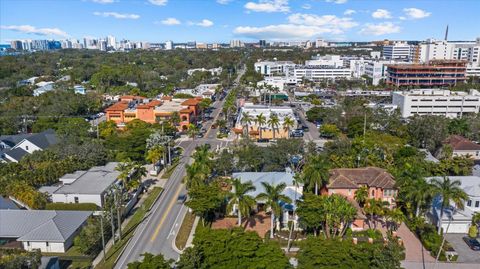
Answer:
348, 189, 351, 195
371, 190, 375, 197
46, 242, 49, 247
27, 241, 30, 247
476, 201, 480, 208
467, 200, 472, 207
74, 197, 79, 203
25, 145, 29, 151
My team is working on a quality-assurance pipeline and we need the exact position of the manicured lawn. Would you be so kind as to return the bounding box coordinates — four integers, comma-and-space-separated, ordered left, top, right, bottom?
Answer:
175, 211, 196, 250
95, 187, 163, 269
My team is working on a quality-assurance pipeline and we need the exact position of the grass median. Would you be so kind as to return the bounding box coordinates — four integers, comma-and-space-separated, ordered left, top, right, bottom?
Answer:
175, 211, 196, 250
95, 186, 163, 269
161, 160, 180, 179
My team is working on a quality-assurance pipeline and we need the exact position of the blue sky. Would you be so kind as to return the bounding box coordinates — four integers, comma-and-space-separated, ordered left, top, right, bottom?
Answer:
1, 0, 479, 43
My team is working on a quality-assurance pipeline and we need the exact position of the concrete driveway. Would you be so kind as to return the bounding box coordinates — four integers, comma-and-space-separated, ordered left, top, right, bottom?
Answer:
445, 234, 480, 263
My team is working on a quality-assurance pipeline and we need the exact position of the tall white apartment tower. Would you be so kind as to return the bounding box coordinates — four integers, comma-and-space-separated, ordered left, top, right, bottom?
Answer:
165, 40, 173, 50
383, 42, 413, 61
107, 35, 116, 50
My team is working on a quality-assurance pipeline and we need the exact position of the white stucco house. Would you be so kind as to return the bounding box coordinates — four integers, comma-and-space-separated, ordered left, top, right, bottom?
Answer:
49, 162, 120, 207
444, 135, 480, 160
0, 210, 91, 253
427, 176, 480, 234
231, 169, 303, 230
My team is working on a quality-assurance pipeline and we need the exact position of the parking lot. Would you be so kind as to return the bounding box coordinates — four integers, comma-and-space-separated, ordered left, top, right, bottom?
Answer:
445, 234, 480, 263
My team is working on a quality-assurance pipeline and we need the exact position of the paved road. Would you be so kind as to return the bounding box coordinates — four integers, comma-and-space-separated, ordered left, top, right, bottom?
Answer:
114, 70, 242, 268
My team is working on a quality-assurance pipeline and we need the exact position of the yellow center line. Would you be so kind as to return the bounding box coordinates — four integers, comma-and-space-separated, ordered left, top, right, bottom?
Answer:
150, 184, 184, 242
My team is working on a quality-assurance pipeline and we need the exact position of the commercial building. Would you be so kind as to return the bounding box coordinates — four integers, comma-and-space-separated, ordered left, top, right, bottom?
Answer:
392, 89, 480, 118
383, 42, 413, 61
0, 210, 91, 253
286, 64, 352, 82
234, 105, 297, 139
413, 39, 455, 63
386, 60, 467, 87
49, 162, 120, 207
187, 67, 222, 76
427, 176, 480, 233
105, 95, 201, 130
305, 55, 343, 67
254, 60, 295, 76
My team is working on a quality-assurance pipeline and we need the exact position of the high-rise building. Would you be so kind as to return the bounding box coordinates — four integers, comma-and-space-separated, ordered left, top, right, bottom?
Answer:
414, 39, 454, 63
107, 35, 116, 50
165, 40, 173, 50
10, 40, 23, 50
259, 40, 267, 48
315, 38, 328, 48
230, 40, 244, 48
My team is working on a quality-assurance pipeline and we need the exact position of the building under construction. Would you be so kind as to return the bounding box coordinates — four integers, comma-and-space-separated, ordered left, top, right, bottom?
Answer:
386, 60, 467, 87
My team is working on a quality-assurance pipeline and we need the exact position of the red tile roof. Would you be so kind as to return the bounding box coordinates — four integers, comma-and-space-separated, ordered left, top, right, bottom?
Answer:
444, 135, 480, 151
181, 98, 200, 106
105, 101, 129, 111
328, 167, 396, 189
161, 96, 173, 101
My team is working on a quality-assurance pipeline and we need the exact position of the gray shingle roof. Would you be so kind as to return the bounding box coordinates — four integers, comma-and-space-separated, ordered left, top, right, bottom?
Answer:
0, 210, 91, 242
0, 133, 33, 147
0, 196, 20, 210
4, 147, 29, 161
54, 162, 120, 195
27, 129, 58, 149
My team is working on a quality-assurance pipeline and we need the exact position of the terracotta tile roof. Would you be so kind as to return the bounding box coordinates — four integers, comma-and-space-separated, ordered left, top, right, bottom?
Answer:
444, 135, 480, 151
181, 98, 200, 106
232, 128, 243, 134
179, 108, 192, 113
161, 96, 173, 101
328, 167, 396, 189
105, 101, 129, 111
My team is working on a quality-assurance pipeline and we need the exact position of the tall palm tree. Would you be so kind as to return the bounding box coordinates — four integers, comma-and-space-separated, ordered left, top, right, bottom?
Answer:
185, 163, 205, 189
431, 176, 468, 234
116, 161, 133, 190
282, 116, 295, 139
255, 113, 267, 139
364, 198, 390, 229
187, 123, 199, 140
267, 113, 280, 140
354, 186, 368, 207
240, 112, 253, 138
301, 154, 330, 195
227, 179, 256, 226
403, 178, 435, 217
386, 208, 404, 231
256, 182, 292, 239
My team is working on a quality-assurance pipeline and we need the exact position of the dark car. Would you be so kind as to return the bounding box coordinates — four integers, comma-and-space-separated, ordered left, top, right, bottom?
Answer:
301, 125, 309, 132
463, 237, 480, 251
177, 194, 187, 204
257, 138, 270, 143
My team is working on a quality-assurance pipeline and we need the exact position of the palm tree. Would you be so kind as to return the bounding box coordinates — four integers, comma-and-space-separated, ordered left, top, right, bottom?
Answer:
240, 112, 253, 138
282, 116, 295, 138
256, 182, 292, 239
386, 208, 405, 231
431, 176, 468, 234
128, 162, 147, 190
403, 178, 435, 217
227, 179, 256, 226
301, 154, 330, 195
146, 145, 164, 166
255, 113, 266, 139
354, 186, 368, 207
116, 161, 133, 190
364, 198, 389, 229
187, 123, 199, 140
267, 113, 280, 140
185, 163, 205, 189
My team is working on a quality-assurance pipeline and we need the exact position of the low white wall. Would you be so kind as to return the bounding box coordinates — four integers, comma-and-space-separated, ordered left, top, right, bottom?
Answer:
51, 193, 103, 207
23, 241, 65, 253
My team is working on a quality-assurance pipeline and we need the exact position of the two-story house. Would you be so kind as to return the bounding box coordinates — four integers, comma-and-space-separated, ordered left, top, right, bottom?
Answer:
0, 130, 58, 163
444, 135, 480, 160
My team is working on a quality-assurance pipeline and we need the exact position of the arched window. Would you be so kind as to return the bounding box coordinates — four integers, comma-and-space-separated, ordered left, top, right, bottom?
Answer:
371, 190, 375, 197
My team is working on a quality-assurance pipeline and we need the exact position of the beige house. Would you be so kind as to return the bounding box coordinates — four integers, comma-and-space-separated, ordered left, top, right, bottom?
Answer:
444, 135, 480, 160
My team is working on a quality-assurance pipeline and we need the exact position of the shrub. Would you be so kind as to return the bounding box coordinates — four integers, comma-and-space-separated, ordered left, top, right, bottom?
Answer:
46, 202, 98, 211
468, 225, 478, 238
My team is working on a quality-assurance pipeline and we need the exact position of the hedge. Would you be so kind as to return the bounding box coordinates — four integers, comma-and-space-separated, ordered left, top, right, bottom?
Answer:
45, 202, 98, 211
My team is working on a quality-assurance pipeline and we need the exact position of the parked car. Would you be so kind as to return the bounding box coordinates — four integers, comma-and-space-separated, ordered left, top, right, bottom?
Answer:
301, 125, 309, 132
463, 237, 480, 251
211, 123, 217, 129
291, 130, 304, 137
257, 138, 270, 143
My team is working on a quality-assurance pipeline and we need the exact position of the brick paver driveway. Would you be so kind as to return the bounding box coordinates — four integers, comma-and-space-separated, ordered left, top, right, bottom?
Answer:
397, 223, 435, 262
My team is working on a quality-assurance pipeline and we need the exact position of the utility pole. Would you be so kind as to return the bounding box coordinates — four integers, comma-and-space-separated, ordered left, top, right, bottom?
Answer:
99, 211, 106, 262
114, 188, 122, 239
110, 207, 116, 244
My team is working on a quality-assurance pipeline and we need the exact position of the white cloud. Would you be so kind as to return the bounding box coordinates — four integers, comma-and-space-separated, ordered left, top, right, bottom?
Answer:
189, 19, 214, 27
91, 0, 115, 3
403, 8, 431, 19
372, 9, 392, 19
244, 0, 290, 13
93, 11, 140, 19
343, 9, 356, 16
325, 0, 347, 4
359, 22, 400, 36
1, 25, 69, 37
216, 0, 232, 4
287, 13, 358, 33
301, 4, 311, 10
160, 18, 180, 25
148, 0, 167, 6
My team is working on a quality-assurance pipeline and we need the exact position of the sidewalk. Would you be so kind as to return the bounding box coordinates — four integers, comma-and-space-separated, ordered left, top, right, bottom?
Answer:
397, 223, 435, 263
91, 167, 168, 267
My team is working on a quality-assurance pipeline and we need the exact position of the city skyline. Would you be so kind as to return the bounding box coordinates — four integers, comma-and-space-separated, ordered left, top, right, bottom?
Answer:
1, 0, 480, 44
